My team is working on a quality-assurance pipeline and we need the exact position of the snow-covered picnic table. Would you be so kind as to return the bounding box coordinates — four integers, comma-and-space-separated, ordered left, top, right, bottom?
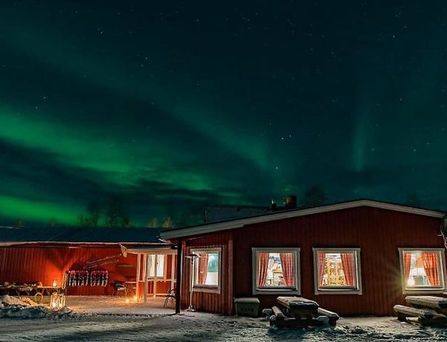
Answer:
0, 284, 61, 303
268, 296, 339, 328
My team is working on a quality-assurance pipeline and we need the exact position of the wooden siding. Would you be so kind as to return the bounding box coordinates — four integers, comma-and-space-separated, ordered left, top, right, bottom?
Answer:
181, 231, 234, 314
0, 245, 136, 295
183, 206, 445, 316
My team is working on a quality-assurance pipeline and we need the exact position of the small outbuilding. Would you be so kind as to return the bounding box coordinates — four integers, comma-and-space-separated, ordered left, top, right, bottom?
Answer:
0, 226, 176, 302
161, 199, 447, 316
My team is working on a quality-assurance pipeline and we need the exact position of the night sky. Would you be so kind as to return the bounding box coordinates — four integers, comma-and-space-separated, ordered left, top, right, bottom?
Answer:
1, 1, 447, 226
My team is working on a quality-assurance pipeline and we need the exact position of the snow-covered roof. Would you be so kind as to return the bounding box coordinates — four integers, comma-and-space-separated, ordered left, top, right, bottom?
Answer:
204, 205, 270, 223
0, 226, 167, 246
161, 199, 446, 240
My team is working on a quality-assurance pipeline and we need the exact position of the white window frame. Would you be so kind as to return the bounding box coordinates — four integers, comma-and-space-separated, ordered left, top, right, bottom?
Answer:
252, 247, 301, 295
147, 254, 167, 279
313, 248, 362, 295
399, 248, 446, 294
191, 247, 222, 294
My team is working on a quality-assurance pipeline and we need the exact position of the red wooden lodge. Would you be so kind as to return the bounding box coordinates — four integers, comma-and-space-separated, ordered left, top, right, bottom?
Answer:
161, 199, 447, 316
0, 226, 177, 304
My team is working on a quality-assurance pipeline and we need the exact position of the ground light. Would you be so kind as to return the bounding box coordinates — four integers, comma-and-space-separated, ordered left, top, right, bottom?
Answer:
50, 292, 65, 310
125, 295, 139, 304
49, 279, 65, 310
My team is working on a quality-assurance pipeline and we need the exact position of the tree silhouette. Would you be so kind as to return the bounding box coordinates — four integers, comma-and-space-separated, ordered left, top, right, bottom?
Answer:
162, 216, 173, 229
146, 217, 159, 228
86, 200, 101, 227
78, 200, 102, 227
14, 219, 24, 228
106, 195, 130, 227
301, 185, 327, 208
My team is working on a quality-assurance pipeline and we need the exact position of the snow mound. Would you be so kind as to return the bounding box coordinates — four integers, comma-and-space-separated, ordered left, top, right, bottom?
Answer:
0, 295, 77, 319
0, 295, 35, 306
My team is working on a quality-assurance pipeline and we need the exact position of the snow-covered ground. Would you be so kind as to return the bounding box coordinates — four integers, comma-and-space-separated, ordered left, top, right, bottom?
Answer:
1, 296, 447, 341
66, 295, 175, 315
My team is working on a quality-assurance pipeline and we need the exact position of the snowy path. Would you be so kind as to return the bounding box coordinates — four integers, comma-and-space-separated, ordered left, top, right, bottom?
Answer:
1, 314, 447, 341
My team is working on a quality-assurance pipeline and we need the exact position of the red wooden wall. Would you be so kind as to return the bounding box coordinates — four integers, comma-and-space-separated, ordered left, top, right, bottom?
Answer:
181, 206, 445, 315
181, 232, 234, 314
0, 244, 137, 295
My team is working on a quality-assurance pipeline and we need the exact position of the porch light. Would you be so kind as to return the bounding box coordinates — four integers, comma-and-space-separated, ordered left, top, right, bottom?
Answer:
52, 280, 57, 288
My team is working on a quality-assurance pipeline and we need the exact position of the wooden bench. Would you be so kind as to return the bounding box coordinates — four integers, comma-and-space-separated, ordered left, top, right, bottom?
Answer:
270, 305, 328, 328
272, 305, 286, 320
234, 297, 260, 317
318, 307, 339, 326
405, 296, 447, 312
394, 304, 447, 326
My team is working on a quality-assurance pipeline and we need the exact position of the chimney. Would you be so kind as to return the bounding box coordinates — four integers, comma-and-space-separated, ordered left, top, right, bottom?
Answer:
284, 195, 297, 209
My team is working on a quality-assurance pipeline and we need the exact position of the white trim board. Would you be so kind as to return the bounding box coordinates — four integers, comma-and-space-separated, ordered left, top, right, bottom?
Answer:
161, 199, 445, 240
0, 241, 170, 247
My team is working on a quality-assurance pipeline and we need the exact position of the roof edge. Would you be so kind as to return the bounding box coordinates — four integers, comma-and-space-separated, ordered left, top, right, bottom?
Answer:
0, 241, 170, 247
161, 199, 446, 240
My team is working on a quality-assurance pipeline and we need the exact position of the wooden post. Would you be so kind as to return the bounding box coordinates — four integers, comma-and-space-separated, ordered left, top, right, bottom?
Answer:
136, 253, 141, 303
154, 254, 158, 298
175, 239, 183, 314
143, 254, 148, 304
227, 238, 233, 315
171, 252, 176, 291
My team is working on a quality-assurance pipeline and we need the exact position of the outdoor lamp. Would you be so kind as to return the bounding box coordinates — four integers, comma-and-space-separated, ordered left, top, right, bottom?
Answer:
50, 293, 66, 310
185, 253, 200, 312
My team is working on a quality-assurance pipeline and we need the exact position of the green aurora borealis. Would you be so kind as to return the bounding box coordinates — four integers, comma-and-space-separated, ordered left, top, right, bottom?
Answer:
1, 1, 447, 226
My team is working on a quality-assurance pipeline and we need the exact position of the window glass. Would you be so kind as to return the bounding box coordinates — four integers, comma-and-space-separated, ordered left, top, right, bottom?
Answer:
148, 255, 165, 278
252, 248, 300, 294
313, 249, 361, 294
256, 252, 295, 288
317, 252, 356, 288
402, 251, 442, 288
193, 250, 220, 287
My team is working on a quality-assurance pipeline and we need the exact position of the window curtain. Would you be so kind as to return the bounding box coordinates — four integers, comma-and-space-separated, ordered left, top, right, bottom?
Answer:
422, 252, 439, 286
198, 253, 209, 285
341, 253, 354, 286
318, 252, 326, 287
403, 252, 412, 284
280, 253, 294, 287
257, 252, 269, 287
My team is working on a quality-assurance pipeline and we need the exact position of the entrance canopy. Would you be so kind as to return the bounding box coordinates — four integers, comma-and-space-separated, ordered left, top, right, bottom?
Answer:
121, 245, 177, 304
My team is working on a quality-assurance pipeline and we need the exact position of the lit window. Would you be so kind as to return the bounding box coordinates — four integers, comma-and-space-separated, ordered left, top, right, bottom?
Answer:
313, 248, 362, 294
191, 248, 221, 293
148, 255, 165, 278
399, 248, 446, 293
252, 248, 300, 294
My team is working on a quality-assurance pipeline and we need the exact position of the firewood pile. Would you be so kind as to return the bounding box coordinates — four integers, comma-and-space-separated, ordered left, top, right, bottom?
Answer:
393, 296, 447, 326
264, 296, 339, 328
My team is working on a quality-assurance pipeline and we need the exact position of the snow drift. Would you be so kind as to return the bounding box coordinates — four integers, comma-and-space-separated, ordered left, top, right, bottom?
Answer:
0, 295, 76, 319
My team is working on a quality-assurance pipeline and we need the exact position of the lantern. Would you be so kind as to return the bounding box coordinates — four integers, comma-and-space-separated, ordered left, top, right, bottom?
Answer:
50, 292, 66, 310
